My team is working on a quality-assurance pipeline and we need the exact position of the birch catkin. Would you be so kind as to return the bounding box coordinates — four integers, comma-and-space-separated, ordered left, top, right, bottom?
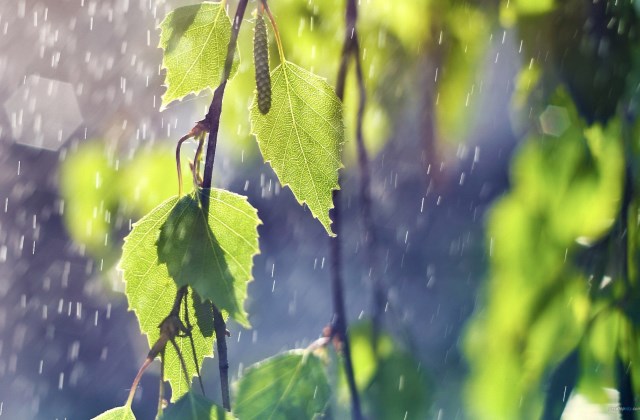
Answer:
254, 13, 271, 114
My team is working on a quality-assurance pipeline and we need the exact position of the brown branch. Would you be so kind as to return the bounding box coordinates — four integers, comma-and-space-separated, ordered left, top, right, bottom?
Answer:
329, 0, 365, 419
350, 15, 384, 347
198, 0, 250, 411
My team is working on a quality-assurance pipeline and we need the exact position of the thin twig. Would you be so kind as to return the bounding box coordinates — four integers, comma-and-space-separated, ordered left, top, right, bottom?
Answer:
329, 0, 365, 419
199, 0, 250, 411
158, 349, 165, 417
169, 337, 193, 388
350, 8, 384, 347
125, 357, 153, 408
329, 198, 363, 420
212, 303, 231, 409
182, 290, 205, 395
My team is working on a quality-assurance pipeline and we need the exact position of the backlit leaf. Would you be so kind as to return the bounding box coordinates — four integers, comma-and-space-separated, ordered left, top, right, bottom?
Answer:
250, 61, 344, 236
120, 196, 215, 401
159, 2, 238, 109
158, 190, 261, 327
91, 406, 136, 420
234, 350, 331, 419
160, 392, 235, 420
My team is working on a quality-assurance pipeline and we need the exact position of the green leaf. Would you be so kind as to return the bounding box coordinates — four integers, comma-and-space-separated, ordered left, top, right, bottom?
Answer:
160, 391, 234, 420
464, 91, 623, 419
365, 351, 432, 420
120, 196, 215, 401
59, 141, 118, 257
91, 406, 136, 420
250, 61, 344, 236
335, 321, 432, 419
159, 2, 238, 109
234, 350, 331, 419
158, 190, 261, 327
436, 6, 490, 145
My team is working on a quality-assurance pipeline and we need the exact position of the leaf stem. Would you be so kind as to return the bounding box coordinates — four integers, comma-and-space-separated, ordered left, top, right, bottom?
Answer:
261, 0, 285, 64
126, 357, 153, 408
199, 0, 249, 411
157, 350, 165, 418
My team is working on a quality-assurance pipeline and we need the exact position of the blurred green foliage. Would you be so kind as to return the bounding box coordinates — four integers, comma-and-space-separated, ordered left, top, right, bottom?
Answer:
435, 4, 491, 145
234, 350, 331, 419
60, 142, 193, 263
465, 90, 625, 419
465, 0, 640, 418
334, 321, 432, 419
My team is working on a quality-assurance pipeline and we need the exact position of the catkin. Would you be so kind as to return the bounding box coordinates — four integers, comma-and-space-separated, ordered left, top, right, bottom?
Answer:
254, 13, 271, 114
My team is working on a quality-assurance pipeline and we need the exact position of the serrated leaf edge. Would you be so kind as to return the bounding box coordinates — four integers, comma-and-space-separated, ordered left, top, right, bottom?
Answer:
157, 1, 238, 111
249, 61, 345, 237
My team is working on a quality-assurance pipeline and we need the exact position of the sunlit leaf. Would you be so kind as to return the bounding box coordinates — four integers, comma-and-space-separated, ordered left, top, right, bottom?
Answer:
91, 406, 136, 420
158, 190, 261, 327
160, 391, 234, 419
120, 196, 215, 401
234, 350, 331, 419
250, 61, 344, 236
159, 2, 238, 109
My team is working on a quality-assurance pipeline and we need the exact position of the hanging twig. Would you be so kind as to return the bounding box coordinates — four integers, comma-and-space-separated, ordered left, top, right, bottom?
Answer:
158, 349, 166, 417
198, 0, 250, 411
181, 289, 206, 395
329, 0, 367, 419
350, 6, 385, 346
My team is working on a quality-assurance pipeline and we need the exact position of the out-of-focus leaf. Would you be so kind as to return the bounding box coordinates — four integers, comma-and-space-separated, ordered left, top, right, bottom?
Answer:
60, 144, 195, 261
250, 61, 344, 236
366, 351, 431, 420
359, 0, 431, 53
509, 63, 542, 136
436, 6, 490, 145
514, 0, 555, 14
160, 392, 234, 420
335, 321, 432, 419
59, 142, 118, 256
588, 311, 621, 366
91, 406, 136, 420
510, 90, 624, 243
159, 2, 238, 109
158, 190, 261, 327
500, 0, 556, 25
464, 90, 623, 419
119, 148, 194, 217
234, 350, 331, 420
575, 311, 619, 405
120, 196, 215, 401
